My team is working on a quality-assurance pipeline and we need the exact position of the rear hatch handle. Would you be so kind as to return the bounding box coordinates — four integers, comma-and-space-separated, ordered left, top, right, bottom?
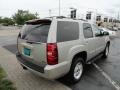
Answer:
26, 40, 42, 44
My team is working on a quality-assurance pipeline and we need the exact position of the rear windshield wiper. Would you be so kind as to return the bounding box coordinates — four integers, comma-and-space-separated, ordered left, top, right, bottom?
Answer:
26, 40, 42, 44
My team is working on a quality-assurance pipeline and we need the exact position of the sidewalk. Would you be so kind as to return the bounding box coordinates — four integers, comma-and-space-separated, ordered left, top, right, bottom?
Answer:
0, 47, 71, 90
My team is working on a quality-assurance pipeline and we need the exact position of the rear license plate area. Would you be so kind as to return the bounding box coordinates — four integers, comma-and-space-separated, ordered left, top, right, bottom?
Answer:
24, 48, 31, 56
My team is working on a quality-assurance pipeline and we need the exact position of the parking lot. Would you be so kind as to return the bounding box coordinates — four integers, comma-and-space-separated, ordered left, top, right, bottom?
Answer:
0, 26, 120, 90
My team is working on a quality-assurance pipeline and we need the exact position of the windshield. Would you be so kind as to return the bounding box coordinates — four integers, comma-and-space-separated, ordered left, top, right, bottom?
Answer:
20, 24, 51, 43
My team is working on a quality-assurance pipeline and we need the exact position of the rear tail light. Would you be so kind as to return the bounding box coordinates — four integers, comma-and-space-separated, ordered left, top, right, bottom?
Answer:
47, 43, 58, 65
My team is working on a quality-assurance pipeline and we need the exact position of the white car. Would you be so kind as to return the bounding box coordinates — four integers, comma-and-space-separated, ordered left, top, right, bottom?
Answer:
102, 28, 116, 38
113, 27, 118, 31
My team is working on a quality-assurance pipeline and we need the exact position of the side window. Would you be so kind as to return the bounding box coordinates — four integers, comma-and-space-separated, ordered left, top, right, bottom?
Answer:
83, 23, 93, 38
57, 21, 79, 42
92, 25, 101, 36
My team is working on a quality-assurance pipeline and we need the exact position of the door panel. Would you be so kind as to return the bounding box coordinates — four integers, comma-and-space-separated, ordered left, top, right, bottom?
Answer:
83, 38, 96, 60
95, 36, 105, 54
92, 25, 105, 55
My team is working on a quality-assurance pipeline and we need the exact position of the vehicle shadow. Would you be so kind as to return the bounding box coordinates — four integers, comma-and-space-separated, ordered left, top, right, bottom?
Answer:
57, 64, 95, 86
57, 57, 111, 90
3, 44, 17, 54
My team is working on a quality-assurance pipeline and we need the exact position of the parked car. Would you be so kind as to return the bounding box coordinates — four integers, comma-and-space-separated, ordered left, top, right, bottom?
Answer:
2, 23, 8, 26
101, 28, 116, 38
16, 17, 110, 83
118, 27, 120, 30
113, 27, 118, 31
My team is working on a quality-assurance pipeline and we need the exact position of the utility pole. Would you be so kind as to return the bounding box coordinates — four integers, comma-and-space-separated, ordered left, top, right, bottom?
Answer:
117, 12, 119, 20
49, 9, 51, 17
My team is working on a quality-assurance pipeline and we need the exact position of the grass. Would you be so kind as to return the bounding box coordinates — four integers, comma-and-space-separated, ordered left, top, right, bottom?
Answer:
0, 66, 16, 90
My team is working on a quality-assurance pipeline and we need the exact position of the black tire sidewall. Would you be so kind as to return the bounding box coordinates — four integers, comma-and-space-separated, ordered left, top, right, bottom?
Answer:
68, 57, 84, 83
103, 44, 109, 58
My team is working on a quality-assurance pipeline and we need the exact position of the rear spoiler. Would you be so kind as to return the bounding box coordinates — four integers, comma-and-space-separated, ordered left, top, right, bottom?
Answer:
26, 19, 51, 25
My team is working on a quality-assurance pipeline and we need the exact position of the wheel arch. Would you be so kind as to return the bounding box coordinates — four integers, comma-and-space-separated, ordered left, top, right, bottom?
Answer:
72, 51, 87, 64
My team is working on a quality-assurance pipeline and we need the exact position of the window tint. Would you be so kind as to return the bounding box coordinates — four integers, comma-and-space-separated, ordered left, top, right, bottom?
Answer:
92, 24, 101, 35
57, 21, 79, 42
20, 24, 50, 43
83, 23, 93, 38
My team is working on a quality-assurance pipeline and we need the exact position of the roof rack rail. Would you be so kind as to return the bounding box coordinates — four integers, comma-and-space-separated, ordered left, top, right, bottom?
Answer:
73, 18, 87, 21
45, 16, 68, 19
79, 19, 88, 22
45, 16, 87, 22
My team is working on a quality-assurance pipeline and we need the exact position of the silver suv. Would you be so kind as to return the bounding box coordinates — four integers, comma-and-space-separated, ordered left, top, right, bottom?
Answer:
16, 17, 110, 83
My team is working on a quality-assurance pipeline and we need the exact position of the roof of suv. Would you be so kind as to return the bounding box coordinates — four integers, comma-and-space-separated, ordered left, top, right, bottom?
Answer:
26, 16, 88, 24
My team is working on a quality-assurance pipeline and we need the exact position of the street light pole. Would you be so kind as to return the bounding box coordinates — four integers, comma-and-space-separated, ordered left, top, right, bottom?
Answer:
49, 9, 51, 17
59, 0, 61, 16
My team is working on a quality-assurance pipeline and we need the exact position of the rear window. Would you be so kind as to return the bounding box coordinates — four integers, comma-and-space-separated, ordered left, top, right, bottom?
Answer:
57, 21, 79, 42
20, 22, 51, 43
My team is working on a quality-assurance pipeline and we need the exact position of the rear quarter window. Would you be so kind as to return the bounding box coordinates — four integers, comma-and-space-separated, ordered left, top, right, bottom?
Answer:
57, 21, 79, 42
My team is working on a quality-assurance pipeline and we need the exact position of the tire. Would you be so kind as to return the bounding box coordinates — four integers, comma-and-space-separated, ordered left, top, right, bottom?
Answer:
102, 43, 109, 58
21, 64, 28, 70
67, 57, 84, 84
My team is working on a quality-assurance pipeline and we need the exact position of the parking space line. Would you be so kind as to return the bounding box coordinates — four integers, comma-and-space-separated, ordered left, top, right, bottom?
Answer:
93, 63, 120, 90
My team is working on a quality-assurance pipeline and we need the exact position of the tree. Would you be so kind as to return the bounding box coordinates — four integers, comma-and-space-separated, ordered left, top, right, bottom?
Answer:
0, 17, 15, 25
0, 17, 2, 23
13, 10, 39, 25
2, 17, 15, 25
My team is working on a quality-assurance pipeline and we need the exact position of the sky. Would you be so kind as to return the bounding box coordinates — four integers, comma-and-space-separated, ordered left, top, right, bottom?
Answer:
0, 0, 120, 18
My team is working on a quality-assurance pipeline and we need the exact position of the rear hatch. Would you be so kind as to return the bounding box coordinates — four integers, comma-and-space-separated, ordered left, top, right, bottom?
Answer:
17, 19, 51, 65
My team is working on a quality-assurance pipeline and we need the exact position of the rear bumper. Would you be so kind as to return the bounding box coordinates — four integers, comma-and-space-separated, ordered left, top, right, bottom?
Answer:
16, 52, 70, 79
16, 52, 45, 73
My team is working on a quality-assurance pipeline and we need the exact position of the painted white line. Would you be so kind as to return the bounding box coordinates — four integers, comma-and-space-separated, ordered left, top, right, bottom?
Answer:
93, 63, 120, 90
